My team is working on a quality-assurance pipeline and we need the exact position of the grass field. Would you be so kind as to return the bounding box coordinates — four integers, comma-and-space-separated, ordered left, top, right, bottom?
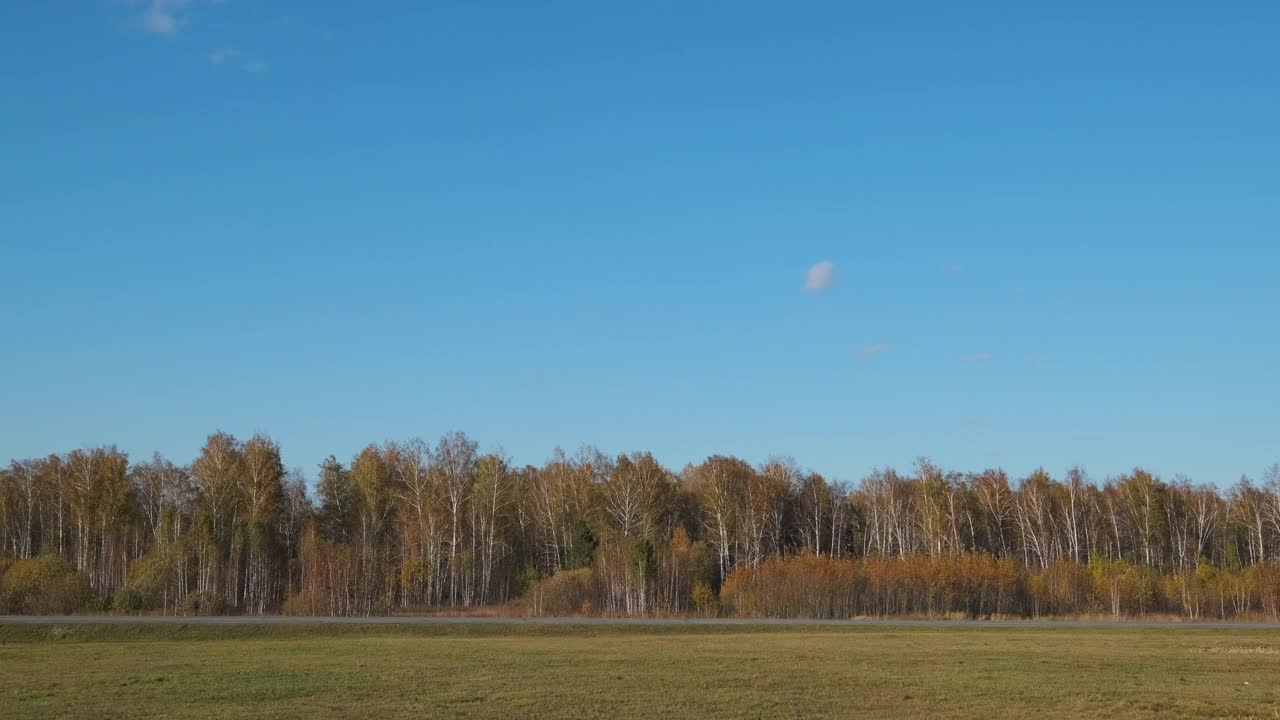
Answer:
2, 622, 1279, 719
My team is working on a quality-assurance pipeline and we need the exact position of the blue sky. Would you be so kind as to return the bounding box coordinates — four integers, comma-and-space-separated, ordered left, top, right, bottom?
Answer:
1, 1, 1276, 487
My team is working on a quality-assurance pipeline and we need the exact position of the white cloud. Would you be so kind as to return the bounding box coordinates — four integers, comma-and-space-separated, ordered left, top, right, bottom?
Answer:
963, 352, 993, 365
805, 261, 835, 291
855, 343, 890, 358
209, 48, 266, 73
208, 47, 240, 63
138, 2, 266, 73
141, 0, 227, 36
142, 0, 192, 36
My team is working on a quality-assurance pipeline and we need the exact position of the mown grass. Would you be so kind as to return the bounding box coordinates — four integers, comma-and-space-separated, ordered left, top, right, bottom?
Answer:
1, 622, 1278, 719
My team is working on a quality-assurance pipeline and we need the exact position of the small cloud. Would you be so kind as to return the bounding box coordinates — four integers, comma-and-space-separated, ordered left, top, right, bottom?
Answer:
140, 0, 227, 36
209, 48, 266, 73
1024, 352, 1043, 365
208, 47, 240, 64
963, 352, 992, 365
855, 343, 890, 359
944, 263, 966, 274
141, 0, 192, 36
805, 261, 835, 291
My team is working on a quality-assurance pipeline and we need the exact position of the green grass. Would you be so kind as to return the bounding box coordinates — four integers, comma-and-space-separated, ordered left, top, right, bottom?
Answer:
2, 622, 1278, 719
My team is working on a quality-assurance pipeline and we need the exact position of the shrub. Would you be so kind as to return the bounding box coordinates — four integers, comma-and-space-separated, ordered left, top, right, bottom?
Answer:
182, 591, 227, 616
691, 581, 718, 617
112, 585, 144, 613
524, 568, 595, 616
0, 555, 91, 614
721, 554, 859, 619
127, 548, 182, 611
514, 566, 543, 597
281, 591, 316, 616
81, 592, 111, 613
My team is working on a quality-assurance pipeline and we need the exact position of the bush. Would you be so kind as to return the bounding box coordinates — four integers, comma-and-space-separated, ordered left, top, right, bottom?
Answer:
691, 581, 719, 617
524, 568, 595, 616
112, 585, 144, 613
182, 591, 227, 616
0, 555, 91, 614
128, 549, 181, 611
81, 592, 111, 613
514, 566, 543, 597
281, 591, 316, 616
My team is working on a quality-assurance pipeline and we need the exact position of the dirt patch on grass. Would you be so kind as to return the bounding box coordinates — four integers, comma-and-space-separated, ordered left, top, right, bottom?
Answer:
1202, 646, 1280, 656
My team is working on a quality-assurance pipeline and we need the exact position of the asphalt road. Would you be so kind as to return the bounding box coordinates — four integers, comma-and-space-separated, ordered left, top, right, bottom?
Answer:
1, 615, 1278, 629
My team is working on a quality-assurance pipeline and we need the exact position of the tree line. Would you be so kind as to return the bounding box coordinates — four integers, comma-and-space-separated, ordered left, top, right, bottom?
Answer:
1, 431, 1278, 619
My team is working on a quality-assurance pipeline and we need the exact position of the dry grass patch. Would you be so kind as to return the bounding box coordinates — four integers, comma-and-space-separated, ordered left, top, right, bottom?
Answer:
1, 623, 1278, 719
